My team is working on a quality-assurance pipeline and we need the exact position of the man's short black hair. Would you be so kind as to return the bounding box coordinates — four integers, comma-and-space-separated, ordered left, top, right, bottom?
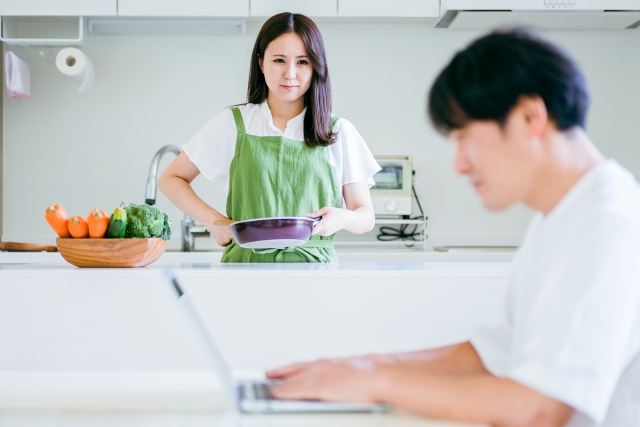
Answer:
428, 28, 589, 135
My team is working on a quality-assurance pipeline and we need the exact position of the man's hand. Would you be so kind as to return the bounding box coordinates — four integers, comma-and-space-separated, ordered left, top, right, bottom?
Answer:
267, 357, 381, 403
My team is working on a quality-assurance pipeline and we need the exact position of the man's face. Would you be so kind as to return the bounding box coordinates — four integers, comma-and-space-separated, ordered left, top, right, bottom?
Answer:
449, 108, 541, 211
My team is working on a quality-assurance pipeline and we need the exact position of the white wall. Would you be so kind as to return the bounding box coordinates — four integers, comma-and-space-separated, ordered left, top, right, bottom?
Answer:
4, 23, 640, 249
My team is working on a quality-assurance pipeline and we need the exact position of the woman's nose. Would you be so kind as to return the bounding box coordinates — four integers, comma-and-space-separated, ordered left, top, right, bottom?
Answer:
284, 63, 296, 80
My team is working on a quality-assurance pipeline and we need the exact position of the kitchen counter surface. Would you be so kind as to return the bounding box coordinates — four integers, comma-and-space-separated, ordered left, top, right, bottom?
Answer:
0, 249, 514, 267
0, 261, 510, 278
0, 393, 486, 427
0, 252, 511, 278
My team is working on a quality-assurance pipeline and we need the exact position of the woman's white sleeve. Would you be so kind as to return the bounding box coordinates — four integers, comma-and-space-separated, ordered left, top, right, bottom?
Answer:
182, 108, 236, 183
337, 118, 381, 187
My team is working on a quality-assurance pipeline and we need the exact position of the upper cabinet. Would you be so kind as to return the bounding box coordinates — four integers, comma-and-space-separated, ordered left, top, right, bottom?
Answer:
339, 0, 440, 17
0, 0, 439, 19
251, 0, 337, 17
0, 0, 116, 16
118, 0, 249, 17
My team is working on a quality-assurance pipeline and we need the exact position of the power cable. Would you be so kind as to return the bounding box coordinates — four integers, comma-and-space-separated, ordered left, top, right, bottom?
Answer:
376, 182, 427, 243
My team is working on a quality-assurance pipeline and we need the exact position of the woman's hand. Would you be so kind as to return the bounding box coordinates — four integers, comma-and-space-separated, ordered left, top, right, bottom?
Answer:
307, 207, 356, 236
308, 180, 376, 236
208, 217, 235, 247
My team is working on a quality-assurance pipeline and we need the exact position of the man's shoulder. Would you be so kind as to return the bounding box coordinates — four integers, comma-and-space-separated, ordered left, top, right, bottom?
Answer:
520, 160, 640, 257
588, 160, 640, 225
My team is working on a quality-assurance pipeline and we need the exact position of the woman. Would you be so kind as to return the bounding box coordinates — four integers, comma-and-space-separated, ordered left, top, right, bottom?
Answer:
159, 12, 380, 262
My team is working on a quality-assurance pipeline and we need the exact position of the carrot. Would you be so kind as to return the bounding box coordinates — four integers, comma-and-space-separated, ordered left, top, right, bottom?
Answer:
68, 215, 89, 238
45, 204, 71, 238
87, 209, 110, 238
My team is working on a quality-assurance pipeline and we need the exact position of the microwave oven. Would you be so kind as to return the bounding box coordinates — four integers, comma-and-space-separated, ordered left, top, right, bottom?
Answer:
371, 156, 413, 217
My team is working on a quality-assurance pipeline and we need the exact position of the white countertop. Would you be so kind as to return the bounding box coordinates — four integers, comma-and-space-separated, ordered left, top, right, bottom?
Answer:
0, 252, 511, 279
0, 249, 514, 266
0, 392, 486, 427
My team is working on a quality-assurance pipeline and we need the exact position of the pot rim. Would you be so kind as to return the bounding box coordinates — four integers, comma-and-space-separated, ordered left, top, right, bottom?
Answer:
229, 216, 315, 228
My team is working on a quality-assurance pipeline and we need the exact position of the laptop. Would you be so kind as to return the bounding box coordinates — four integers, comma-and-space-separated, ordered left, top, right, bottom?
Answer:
163, 269, 389, 414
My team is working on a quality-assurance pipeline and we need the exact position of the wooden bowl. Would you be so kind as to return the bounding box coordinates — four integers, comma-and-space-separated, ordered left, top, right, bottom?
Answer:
56, 238, 168, 268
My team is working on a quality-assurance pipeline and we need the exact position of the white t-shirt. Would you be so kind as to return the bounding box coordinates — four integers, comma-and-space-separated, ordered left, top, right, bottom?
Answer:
183, 101, 381, 204
471, 160, 640, 427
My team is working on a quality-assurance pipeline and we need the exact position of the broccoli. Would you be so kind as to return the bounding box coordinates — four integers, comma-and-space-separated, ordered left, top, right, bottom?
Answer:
124, 204, 171, 240
161, 213, 172, 241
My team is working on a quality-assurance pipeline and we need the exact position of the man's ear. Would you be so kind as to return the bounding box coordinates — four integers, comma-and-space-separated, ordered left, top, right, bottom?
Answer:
520, 96, 549, 138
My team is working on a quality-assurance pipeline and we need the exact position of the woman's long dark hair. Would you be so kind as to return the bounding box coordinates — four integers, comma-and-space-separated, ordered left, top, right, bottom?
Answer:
248, 12, 336, 148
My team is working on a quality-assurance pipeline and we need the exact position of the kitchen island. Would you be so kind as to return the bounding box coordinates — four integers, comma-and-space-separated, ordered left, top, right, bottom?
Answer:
0, 252, 508, 421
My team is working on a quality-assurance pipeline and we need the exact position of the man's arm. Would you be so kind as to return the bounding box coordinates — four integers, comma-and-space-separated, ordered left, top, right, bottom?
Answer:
377, 342, 489, 375
373, 365, 574, 427
267, 342, 486, 380
269, 342, 574, 427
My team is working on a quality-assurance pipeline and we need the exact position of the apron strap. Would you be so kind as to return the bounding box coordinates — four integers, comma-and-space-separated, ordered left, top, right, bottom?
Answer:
232, 108, 337, 135
230, 107, 246, 134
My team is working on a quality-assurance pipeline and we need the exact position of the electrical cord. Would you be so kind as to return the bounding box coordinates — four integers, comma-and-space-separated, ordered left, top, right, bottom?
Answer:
376, 183, 427, 243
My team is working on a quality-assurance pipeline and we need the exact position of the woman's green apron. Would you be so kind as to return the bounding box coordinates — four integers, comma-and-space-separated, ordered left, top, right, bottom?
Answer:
222, 106, 341, 263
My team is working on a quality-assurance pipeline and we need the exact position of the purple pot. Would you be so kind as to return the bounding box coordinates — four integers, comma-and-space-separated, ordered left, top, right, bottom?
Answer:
229, 217, 321, 249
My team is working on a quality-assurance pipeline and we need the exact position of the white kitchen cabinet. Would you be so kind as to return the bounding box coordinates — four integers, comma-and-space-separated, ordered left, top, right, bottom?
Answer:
251, 0, 337, 17
0, 0, 116, 16
0, 261, 508, 374
118, 0, 248, 17
339, 0, 440, 17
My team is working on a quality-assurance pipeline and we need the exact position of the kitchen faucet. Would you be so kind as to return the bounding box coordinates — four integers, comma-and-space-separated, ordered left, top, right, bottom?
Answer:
144, 145, 197, 251
145, 145, 181, 205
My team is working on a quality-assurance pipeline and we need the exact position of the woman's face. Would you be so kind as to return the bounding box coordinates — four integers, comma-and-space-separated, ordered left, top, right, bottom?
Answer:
260, 33, 313, 105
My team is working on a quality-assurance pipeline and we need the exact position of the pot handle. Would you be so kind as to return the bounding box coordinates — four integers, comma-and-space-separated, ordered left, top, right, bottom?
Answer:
311, 216, 322, 226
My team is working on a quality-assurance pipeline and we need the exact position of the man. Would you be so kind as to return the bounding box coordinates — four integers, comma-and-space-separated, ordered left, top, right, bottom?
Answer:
266, 29, 640, 427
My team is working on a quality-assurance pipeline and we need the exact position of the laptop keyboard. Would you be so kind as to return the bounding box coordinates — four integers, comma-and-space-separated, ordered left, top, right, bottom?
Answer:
253, 383, 274, 400
239, 382, 275, 400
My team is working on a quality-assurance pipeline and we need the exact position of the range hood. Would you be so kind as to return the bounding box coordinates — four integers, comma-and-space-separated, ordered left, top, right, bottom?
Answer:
436, 0, 640, 30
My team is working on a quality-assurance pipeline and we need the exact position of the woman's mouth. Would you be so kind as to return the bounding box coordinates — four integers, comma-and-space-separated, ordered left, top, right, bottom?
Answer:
281, 85, 298, 91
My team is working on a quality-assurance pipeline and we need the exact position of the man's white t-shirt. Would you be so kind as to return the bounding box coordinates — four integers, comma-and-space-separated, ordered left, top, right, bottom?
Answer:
183, 101, 381, 204
471, 160, 640, 427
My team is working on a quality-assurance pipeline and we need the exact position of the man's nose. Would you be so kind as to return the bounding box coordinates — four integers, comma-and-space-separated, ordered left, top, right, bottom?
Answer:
454, 144, 472, 175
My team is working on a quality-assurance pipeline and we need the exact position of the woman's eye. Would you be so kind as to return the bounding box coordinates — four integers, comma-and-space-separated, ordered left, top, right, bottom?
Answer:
274, 58, 285, 63
298, 60, 309, 65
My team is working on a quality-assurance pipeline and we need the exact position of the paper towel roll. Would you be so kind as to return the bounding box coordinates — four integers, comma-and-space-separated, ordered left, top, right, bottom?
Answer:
55, 47, 95, 94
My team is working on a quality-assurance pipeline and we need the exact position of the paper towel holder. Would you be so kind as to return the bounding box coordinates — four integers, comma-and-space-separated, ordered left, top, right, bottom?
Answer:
0, 16, 85, 47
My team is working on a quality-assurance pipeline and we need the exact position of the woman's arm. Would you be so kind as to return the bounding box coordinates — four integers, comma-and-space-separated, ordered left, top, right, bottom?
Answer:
309, 179, 375, 236
158, 152, 233, 246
